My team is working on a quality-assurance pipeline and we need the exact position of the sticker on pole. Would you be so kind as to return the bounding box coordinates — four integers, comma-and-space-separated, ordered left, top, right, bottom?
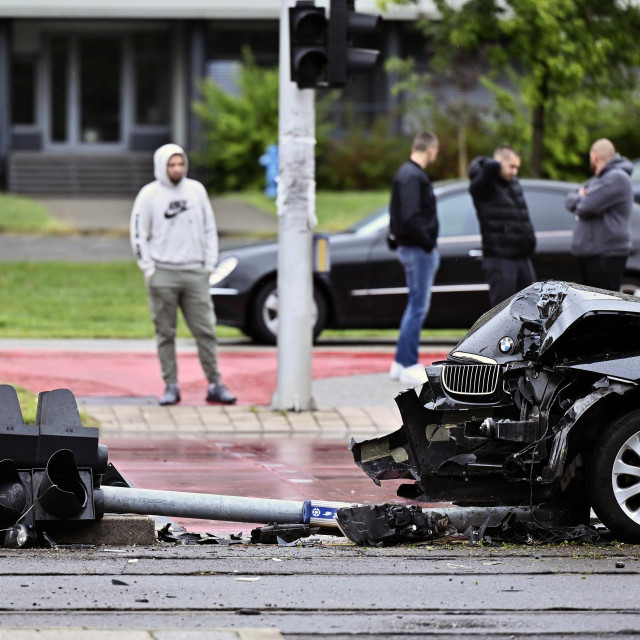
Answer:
309, 500, 359, 527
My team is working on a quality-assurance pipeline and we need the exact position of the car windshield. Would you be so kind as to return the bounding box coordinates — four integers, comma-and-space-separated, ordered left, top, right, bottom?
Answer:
632, 160, 640, 183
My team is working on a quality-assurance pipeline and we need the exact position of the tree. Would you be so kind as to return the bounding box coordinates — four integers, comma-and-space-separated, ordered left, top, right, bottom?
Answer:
414, 0, 640, 177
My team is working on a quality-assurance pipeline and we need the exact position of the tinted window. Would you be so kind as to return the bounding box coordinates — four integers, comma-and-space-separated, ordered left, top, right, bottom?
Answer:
524, 188, 574, 232
437, 191, 479, 237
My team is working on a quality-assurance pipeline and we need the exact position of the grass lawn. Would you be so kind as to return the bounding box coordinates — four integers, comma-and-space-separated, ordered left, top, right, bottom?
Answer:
0, 262, 242, 339
0, 193, 70, 234
225, 189, 389, 231
0, 262, 465, 341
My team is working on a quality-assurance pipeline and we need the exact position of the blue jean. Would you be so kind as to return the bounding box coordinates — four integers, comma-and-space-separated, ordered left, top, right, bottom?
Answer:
395, 246, 440, 367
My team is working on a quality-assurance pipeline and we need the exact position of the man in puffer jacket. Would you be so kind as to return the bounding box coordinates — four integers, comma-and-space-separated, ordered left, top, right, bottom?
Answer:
565, 138, 633, 291
130, 143, 236, 406
468, 146, 537, 307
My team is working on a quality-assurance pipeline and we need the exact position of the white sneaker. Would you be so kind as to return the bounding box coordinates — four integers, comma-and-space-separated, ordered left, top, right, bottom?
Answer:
399, 363, 428, 386
389, 361, 404, 380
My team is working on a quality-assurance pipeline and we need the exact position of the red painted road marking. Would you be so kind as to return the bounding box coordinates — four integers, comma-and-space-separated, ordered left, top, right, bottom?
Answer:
0, 350, 448, 405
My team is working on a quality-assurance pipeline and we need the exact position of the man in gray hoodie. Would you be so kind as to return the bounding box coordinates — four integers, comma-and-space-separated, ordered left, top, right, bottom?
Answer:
131, 143, 236, 406
565, 138, 633, 291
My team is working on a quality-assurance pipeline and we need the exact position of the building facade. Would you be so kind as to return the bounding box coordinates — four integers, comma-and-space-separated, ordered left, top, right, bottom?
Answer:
0, 1, 433, 194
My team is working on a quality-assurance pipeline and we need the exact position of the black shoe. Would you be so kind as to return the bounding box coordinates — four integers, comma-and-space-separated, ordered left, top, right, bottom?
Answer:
159, 384, 181, 406
206, 383, 236, 404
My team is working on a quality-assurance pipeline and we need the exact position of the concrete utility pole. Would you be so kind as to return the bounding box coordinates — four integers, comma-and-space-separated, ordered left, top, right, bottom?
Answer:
271, 0, 317, 412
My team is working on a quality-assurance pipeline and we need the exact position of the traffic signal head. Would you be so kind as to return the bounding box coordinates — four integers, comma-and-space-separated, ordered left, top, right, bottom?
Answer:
289, 1, 329, 88
328, 0, 382, 88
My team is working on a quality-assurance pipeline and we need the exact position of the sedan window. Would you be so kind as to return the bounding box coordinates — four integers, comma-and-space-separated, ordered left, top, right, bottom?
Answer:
524, 188, 574, 232
437, 191, 479, 237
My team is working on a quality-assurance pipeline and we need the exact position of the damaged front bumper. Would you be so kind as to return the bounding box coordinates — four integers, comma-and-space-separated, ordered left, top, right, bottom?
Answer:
352, 280, 640, 514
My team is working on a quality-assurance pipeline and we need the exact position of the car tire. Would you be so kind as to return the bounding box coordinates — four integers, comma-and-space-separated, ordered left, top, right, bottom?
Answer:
620, 276, 640, 297
250, 280, 327, 345
588, 409, 640, 542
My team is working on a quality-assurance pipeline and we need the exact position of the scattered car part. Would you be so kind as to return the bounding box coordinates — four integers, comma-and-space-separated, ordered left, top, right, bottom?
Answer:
250, 523, 320, 544
334, 503, 600, 546
336, 504, 453, 546
351, 281, 640, 543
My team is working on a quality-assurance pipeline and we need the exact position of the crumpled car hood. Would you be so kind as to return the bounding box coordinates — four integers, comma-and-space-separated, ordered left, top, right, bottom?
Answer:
452, 280, 640, 365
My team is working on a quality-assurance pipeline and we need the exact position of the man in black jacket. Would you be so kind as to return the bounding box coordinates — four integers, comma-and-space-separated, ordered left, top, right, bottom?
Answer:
468, 146, 537, 307
388, 131, 440, 386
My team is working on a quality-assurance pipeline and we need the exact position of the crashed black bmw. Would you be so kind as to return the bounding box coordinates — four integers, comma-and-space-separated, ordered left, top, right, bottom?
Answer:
352, 281, 640, 542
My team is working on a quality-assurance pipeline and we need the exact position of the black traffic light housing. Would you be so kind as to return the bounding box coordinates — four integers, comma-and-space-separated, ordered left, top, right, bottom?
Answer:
289, 1, 329, 88
0, 385, 107, 544
289, 0, 381, 90
328, 0, 381, 88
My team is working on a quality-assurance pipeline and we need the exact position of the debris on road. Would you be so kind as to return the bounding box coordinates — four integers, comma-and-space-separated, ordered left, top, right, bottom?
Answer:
250, 523, 320, 545
336, 504, 453, 546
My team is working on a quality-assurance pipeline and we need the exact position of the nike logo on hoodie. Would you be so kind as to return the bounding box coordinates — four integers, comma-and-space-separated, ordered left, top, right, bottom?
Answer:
164, 200, 189, 219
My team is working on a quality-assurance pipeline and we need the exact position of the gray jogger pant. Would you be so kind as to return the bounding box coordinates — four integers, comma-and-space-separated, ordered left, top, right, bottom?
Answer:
147, 268, 221, 386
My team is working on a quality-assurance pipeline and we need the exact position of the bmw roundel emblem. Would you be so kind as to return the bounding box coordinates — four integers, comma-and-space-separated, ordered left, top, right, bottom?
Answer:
499, 336, 515, 354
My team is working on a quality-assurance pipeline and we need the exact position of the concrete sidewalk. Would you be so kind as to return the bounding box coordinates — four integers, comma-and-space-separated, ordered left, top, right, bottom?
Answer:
34, 196, 278, 235
0, 196, 277, 261
86, 402, 401, 439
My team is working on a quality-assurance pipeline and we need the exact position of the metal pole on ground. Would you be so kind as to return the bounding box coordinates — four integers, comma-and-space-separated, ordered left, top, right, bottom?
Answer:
102, 486, 308, 524
271, 0, 317, 412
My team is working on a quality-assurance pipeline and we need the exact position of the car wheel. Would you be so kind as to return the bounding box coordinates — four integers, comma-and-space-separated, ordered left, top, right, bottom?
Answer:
620, 277, 640, 297
589, 410, 640, 542
250, 280, 327, 345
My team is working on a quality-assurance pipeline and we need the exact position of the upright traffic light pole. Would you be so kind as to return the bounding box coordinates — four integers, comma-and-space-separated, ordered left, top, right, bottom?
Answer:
272, 0, 317, 412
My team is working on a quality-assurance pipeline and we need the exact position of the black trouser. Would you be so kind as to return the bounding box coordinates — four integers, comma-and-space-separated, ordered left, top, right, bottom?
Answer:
576, 255, 627, 292
482, 256, 536, 308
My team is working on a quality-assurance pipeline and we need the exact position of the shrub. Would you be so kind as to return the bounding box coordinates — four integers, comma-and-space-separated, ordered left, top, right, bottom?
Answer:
192, 50, 279, 192
317, 117, 408, 190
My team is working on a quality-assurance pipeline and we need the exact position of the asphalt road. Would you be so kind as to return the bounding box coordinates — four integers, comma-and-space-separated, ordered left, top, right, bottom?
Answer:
2, 543, 639, 638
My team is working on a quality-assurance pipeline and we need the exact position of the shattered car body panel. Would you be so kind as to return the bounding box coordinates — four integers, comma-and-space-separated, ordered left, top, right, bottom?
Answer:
352, 281, 640, 528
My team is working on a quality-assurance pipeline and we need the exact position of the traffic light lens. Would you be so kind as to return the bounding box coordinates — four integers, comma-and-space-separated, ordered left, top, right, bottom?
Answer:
346, 48, 380, 73
297, 13, 327, 43
296, 50, 328, 86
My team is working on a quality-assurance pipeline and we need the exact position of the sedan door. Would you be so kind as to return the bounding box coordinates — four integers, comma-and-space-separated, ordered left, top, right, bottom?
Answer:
430, 188, 487, 326
362, 187, 489, 329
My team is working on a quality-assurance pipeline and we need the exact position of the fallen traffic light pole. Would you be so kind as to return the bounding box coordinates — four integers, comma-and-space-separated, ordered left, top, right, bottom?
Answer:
101, 485, 346, 529
0, 383, 602, 548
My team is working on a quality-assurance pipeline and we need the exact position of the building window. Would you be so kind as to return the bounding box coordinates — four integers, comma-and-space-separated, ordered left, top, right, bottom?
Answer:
135, 32, 170, 126
11, 58, 36, 125
50, 37, 69, 142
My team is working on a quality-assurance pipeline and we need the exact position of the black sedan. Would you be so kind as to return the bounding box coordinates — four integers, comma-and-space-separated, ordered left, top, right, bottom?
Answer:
209, 179, 640, 343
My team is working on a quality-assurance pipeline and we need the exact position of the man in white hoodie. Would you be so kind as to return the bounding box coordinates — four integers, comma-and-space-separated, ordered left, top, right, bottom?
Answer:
131, 143, 236, 405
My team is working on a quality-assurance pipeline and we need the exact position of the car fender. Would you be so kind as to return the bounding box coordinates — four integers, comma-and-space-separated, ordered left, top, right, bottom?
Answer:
542, 380, 637, 484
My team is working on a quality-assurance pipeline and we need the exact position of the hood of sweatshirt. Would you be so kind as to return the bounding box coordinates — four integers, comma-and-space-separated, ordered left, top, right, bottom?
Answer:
154, 143, 189, 187
600, 154, 633, 178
